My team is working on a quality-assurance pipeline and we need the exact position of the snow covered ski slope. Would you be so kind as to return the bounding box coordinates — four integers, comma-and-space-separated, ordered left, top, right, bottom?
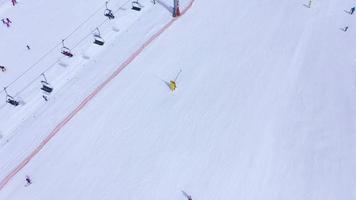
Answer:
1, 0, 356, 199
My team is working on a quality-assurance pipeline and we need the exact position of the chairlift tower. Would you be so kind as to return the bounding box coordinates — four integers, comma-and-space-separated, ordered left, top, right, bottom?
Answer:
173, 0, 180, 17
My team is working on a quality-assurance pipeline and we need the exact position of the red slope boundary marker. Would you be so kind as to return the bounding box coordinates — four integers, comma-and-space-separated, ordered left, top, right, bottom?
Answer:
0, 0, 195, 191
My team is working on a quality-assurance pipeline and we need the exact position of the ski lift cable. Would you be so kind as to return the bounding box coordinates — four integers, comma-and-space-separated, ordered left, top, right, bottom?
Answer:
40, 0, 131, 88
23, 0, 131, 84
70, 0, 130, 50
6, 0, 132, 93
2, 0, 131, 97
13, 58, 63, 97
0, 0, 135, 103
63, 3, 107, 41
52, 0, 131, 51
0, 1, 113, 95
2, 41, 62, 90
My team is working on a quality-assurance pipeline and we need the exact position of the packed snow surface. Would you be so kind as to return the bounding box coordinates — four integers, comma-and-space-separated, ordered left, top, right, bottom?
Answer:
0, 0, 356, 199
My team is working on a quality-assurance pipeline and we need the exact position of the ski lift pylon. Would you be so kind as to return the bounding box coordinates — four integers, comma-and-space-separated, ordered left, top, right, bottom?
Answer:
132, 1, 142, 11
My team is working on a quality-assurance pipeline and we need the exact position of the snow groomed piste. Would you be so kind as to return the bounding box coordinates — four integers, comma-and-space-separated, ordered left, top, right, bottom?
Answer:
0, 0, 194, 192
1, 0, 356, 199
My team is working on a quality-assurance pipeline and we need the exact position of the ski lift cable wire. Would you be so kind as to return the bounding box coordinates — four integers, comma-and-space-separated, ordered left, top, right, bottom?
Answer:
0, 0, 121, 95
0, 0, 132, 100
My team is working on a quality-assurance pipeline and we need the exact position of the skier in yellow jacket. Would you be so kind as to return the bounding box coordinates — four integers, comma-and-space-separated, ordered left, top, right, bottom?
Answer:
169, 80, 177, 91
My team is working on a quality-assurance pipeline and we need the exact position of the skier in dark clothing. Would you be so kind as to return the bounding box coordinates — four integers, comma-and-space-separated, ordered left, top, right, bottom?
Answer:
351, 7, 355, 15
0, 66, 6, 72
25, 176, 32, 185
2, 19, 9, 27
2, 18, 12, 27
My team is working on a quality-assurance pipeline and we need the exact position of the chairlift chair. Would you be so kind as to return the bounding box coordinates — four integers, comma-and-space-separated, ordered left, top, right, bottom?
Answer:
6, 95, 19, 106
41, 81, 53, 94
61, 46, 73, 57
93, 34, 105, 46
132, 1, 141, 11
104, 9, 115, 19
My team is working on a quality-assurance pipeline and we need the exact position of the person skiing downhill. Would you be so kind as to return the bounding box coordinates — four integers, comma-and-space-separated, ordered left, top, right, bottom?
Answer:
2, 18, 12, 27
351, 7, 355, 15
2, 19, 9, 27
25, 176, 32, 185
0, 66, 6, 72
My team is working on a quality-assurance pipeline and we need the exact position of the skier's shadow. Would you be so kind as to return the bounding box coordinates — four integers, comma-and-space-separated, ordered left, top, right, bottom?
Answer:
344, 10, 351, 14
155, 75, 172, 91
181, 190, 192, 200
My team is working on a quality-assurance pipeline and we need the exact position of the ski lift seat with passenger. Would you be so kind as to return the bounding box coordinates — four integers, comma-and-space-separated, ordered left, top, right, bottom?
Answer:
6, 95, 19, 106
41, 81, 53, 94
104, 9, 115, 19
61, 47, 73, 57
132, 1, 142, 11
93, 34, 105, 46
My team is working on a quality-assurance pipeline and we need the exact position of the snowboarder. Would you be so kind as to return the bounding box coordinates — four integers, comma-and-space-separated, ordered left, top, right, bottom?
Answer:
11, 0, 17, 6
0, 66, 6, 72
351, 7, 355, 15
25, 176, 32, 185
